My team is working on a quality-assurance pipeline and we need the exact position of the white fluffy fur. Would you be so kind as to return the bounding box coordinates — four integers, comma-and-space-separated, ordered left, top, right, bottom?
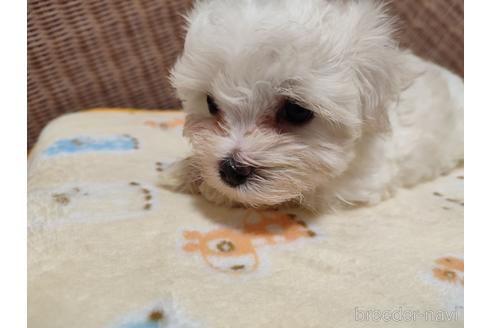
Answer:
161, 0, 464, 211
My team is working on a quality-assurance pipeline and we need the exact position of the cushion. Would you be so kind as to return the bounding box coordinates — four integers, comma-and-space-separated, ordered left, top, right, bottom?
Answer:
28, 108, 464, 327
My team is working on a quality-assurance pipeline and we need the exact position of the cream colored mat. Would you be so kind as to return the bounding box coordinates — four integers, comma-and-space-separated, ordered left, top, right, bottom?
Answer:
28, 109, 464, 328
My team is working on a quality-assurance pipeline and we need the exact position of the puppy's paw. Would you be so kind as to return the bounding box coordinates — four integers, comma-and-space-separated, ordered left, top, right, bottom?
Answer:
340, 186, 396, 208
159, 157, 200, 194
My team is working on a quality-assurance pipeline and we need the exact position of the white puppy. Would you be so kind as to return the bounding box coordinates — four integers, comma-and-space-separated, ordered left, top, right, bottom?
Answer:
161, 0, 464, 211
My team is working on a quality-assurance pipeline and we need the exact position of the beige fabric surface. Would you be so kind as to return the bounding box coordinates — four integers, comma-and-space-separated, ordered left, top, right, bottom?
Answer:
28, 109, 464, 327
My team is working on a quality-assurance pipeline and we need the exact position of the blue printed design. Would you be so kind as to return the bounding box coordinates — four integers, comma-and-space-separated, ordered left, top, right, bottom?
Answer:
43, 135, 138, 156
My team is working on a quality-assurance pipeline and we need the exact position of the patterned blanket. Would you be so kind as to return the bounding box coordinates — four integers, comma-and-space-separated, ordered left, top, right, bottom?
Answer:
28, 109, 464, 327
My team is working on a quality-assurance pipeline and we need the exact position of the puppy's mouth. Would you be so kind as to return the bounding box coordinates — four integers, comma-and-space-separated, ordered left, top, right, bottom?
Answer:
218, 157, 256, 188
209, 159, 305, 207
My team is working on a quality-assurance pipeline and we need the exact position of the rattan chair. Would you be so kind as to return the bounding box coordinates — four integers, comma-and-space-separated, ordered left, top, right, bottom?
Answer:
27, 0, 463, 149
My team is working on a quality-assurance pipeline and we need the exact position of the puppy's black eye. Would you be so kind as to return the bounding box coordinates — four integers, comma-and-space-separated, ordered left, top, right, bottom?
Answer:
207, 95, 219, 116
278, 100, 314, 125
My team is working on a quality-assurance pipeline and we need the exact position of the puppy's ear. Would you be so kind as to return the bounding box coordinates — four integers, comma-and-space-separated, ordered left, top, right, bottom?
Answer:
346, 1, 415, 132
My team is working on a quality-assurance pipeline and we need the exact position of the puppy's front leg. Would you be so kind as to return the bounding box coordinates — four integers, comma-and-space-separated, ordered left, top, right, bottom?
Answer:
159, 157, 201, 194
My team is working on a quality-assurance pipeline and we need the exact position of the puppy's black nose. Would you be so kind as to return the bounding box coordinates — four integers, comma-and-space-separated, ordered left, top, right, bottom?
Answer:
219, 157, 253, 187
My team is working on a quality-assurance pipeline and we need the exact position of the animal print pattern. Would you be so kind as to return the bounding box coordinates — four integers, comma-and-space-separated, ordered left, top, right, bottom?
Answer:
182, 211, 317, 273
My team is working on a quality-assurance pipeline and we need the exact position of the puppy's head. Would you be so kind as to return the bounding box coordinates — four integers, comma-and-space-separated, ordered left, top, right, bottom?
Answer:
171, 0, 410, 207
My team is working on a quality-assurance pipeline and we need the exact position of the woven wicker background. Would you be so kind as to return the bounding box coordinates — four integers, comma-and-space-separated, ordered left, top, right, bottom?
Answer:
27, 0, 464, 149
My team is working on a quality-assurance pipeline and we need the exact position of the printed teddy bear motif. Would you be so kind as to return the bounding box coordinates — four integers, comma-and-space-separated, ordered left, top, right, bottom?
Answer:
432, 256, 464, 286
243, 211, 316, 244
183, 228, 259, 273
182, 211, 316, 273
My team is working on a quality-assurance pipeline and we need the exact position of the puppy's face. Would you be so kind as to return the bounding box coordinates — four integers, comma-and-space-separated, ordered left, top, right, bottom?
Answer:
171, 0, 406, 207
